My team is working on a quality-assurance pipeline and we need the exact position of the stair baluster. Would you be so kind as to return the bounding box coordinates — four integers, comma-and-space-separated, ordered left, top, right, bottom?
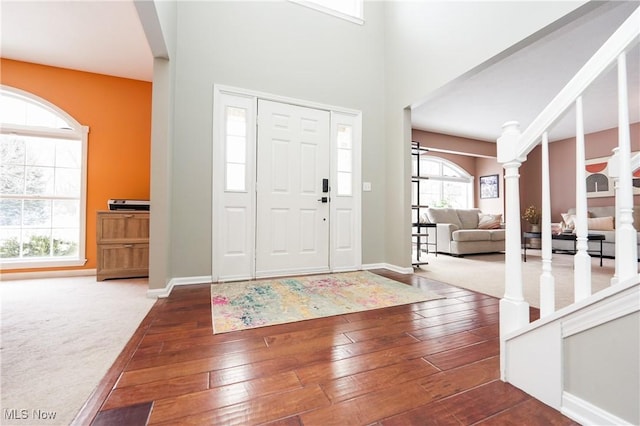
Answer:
573, 96, 592, 302
615, 51, 639, 283
540, 131, 555, 317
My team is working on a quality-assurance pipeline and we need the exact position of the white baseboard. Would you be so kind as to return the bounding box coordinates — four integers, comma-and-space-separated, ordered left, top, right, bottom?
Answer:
562, 391, 633, 426
330, 266, 360, 273
1, 268, 97, 281
146, 265, 416, 299
147, 275, 213, 299
255, 267, 330, 280
362, 263, 414, 274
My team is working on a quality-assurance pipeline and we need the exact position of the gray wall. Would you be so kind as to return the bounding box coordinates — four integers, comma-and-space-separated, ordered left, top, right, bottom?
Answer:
382, 1, 586, 267
564, 311, 640, 424
145, 0, 177, 290
170, 1, 386, 278
151, 0, 587, 282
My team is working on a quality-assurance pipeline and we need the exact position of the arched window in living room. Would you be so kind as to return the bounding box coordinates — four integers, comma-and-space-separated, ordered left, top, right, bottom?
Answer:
0, 85, 88, 269
412, 155, 473, 209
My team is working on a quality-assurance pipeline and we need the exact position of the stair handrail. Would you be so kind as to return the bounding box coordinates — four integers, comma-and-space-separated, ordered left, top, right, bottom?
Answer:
513, 6, 639, 161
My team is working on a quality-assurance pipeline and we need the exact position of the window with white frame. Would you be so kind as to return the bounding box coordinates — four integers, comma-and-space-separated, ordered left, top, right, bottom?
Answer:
336, 124, 353, 196
289, 0, 363, 24
224, 106, 248, 192
0, 86, 88, 269
412, 155, 473, 212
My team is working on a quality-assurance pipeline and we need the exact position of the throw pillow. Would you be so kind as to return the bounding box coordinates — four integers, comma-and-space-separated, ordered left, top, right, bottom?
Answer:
560, 213, 577, 231
587, 216, 614, 231
478, 213, 502, 229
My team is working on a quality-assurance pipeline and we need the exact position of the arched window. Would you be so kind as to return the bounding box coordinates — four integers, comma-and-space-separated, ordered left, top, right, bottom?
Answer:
0, 86, 88, 269
412, 155, 473, 211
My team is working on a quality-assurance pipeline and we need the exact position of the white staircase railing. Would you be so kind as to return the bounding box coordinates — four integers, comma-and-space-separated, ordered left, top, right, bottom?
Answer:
497, 5, 640, 424
498, 5, 639, 332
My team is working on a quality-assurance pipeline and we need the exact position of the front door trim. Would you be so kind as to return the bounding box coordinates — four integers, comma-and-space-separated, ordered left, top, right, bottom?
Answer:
212, 85, 362, 282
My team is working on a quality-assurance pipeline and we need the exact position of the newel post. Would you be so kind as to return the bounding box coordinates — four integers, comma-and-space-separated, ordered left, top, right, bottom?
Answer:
497, 121, 530, 380
612, 52, 639, 283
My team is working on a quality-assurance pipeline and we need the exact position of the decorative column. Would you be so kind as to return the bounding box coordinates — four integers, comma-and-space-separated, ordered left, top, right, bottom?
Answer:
497, 121, 530, 380
501, 161, 529, 321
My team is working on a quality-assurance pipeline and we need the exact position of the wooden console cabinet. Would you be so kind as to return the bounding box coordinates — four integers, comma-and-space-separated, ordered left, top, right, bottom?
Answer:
96, 211, 149, 281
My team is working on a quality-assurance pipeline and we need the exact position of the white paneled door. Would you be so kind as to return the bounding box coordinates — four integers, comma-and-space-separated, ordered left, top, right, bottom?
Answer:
255, 100, 330, 276
214, 87, 361, 282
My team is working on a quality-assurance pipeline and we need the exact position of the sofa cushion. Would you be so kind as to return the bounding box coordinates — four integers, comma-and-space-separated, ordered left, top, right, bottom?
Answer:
489, 229, 506, 241
426, 208, 462, 229
456, 209, 481, 229
590, 230, 615, 242
452, 229, 491, 242
568, 205, 640, 230
586, 206, 615, 219
587, 216, 614, 231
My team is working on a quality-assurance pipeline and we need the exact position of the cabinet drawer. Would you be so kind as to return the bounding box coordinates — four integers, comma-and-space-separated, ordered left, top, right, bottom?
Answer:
97, 212, 149, 243
96, 243, 149, 281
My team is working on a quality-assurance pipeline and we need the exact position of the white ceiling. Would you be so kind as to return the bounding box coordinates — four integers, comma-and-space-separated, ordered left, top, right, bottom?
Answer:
1, 0, 153, 82
412, 1, 640, 142
1, 1, 638, 143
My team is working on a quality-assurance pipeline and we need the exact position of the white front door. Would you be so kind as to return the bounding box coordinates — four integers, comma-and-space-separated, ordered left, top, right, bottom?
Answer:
255, 100, 330, 277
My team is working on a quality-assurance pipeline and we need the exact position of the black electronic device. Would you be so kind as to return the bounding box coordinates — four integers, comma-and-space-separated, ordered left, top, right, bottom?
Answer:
108, 199, 150, 211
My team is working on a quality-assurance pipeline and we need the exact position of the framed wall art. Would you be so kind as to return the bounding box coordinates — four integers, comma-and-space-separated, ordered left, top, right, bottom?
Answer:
586, 152, 640, 198
479, 174, 499, 199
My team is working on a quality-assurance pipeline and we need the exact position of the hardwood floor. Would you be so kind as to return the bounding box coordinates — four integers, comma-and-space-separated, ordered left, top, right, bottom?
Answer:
76, 270, 577, 425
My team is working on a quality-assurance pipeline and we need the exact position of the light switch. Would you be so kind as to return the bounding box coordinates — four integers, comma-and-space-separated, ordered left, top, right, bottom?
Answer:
363, 182, 372, 191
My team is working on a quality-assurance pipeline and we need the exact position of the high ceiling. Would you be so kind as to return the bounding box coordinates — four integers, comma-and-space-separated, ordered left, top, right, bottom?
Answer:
1, 0, 153, 82
2, 1, 638, 143
411, 1, 640, 142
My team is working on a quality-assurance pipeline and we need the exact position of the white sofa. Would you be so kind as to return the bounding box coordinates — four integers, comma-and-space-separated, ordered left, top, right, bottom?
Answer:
552, 206, 640, 258
423, 208, 505, 256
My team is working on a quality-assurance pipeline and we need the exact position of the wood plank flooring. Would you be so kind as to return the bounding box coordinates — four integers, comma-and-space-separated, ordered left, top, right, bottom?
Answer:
77, 270, 578, 425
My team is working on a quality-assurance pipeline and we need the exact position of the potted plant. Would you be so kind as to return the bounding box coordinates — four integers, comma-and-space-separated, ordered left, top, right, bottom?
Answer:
523, 205, 541, 232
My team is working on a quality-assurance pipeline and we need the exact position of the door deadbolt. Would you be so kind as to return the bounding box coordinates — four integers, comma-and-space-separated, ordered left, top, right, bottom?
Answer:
322, 178, 329, 193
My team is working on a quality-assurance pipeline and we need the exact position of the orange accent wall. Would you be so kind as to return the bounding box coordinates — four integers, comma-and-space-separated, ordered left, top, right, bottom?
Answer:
0, 59, 151, 273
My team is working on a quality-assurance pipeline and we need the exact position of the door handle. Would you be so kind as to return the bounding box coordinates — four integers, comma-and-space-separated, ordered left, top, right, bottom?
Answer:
317, 197, 329, 203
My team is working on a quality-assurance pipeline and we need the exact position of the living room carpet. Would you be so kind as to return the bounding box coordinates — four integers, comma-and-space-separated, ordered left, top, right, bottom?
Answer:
0, 276, 155, 426
415, 250, 623, 309
211, 270, 443, 333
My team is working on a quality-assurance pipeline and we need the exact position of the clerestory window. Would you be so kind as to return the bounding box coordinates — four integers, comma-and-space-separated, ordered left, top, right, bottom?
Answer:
0, 86, 88, 269
289, 0, 363, 24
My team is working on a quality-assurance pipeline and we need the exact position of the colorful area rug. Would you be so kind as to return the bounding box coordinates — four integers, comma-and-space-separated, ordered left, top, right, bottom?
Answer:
211, 270, 443, 333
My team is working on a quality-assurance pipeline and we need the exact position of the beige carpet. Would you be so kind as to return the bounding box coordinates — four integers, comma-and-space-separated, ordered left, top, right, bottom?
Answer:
0, 276, 156, 425
415, 250, 627, 309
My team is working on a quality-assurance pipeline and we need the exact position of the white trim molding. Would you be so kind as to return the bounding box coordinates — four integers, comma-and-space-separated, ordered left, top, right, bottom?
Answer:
362, 263, 414, 274
212, 85, 363, 282
0, 268, 96, 281
147, 275, 213, 299
562, 392, 634, 426
562, 283, 640, 337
